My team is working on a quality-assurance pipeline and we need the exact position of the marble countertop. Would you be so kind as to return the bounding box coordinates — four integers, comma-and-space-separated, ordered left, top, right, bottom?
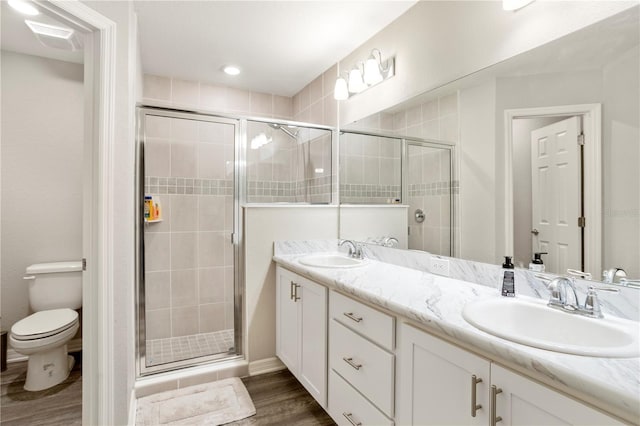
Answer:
273, 247, 640, 424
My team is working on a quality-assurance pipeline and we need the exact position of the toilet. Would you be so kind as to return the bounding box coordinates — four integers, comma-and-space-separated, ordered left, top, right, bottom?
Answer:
9, 261, 82, 391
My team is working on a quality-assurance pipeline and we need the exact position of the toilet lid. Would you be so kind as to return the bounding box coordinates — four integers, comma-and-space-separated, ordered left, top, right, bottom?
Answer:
11, 309, 78, 340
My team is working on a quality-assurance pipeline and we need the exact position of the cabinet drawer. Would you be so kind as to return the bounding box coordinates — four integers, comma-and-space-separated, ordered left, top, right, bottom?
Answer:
329, 370, 394, 426
330, 291, 394, 350
330, 319, 395, 417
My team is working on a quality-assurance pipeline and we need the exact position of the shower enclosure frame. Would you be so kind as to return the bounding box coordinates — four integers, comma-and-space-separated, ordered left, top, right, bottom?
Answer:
338, 129, 455, 255
135, 106, 245, 376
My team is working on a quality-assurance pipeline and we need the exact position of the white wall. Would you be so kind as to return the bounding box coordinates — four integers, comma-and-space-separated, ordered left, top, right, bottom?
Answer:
338, 1, 636, 125
244, 206, 338, 364
458, 80, 496, 264
0, 51, 83, 332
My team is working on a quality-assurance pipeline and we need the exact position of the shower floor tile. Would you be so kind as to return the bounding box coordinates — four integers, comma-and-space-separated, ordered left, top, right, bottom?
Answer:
146, 329, 234, 367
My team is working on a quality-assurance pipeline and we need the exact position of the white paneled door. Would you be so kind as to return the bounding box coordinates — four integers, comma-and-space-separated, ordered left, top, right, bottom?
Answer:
530, 116, 582, 274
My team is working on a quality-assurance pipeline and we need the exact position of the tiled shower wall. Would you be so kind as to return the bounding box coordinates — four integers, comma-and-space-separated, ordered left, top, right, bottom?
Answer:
143, 115, 235, 341
342, 92, 460, 255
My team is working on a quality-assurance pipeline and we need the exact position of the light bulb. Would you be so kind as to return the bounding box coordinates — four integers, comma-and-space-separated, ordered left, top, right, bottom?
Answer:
363, 56, 383, 85
223, 65, 241, 75
348, 68, 366, 93
334, 77, 349, 100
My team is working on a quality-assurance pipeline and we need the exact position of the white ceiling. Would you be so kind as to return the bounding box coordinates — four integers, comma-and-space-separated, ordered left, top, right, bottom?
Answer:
135, 1, 417, 97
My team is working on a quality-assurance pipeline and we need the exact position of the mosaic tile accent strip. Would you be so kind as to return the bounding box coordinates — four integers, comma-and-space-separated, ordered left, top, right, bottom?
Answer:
409, 180, 459, 196
247, 176, 332, 203
145, 177, 233, 196
146, 329, 234, 367
339, 184, 401, 199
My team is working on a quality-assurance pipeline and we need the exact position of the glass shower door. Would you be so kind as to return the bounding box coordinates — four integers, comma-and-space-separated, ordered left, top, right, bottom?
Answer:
137, 108, 240, 374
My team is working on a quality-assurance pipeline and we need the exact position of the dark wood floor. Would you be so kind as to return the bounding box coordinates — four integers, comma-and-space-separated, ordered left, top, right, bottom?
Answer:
2, 358, 332, 426
229, 369, 336, 426
0, 353, 82, 426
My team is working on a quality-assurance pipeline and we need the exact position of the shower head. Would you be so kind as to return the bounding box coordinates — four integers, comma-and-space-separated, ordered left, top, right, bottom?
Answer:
268, 123, 298, 139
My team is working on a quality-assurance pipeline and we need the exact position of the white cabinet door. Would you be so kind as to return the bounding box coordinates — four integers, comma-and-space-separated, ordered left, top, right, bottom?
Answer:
276, 267, 300, 373
491, 364, 622, 426
299, 278, 328, 408
397, 323, 491, 426
275, 266, 327, 408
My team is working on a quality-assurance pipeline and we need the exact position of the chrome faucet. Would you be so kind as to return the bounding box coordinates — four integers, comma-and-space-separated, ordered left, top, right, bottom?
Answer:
547, 276, 618, 318
602, 267, 627, 284
339, 239, 364, 259
382, 237, 399, 248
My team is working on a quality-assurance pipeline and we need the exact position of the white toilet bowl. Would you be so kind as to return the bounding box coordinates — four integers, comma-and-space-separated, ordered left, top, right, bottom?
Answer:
10, 308, 79, 391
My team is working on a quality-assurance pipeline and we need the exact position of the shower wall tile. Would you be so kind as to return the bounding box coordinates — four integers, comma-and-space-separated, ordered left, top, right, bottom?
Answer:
273, 95, 293, 119
145, 138, 171, 177
171, 117, 198, 141
171, 232, 198, 269
198, 196, 226, 231
323, 64, 337, 97
146, 309, 171, 340
197, 143, 225, 180
145, 232, 170, 272
172, 78, 200, 106
197, 232, 225, 268
224, 302, 235, 330
170, 142, 198, 178
199, 303, 226, 333
224, 267, 234, 302
198, 268, 225, 304
145, 271, 171, 310
199, 83, 227, 111
250, 92, 273, 116
146, 115, 171, 137
143, 74, 293, 120
170, 195, 197, 232
171, 269, 198, 307
144, 74, 171, 102
172, 306, 199, 337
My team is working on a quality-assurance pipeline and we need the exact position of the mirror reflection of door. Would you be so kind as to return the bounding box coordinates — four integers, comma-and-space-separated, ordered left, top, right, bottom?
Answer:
530, 116, 583, 274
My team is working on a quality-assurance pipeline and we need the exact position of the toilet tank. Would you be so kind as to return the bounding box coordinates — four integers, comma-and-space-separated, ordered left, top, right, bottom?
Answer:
25, 261, 83, 311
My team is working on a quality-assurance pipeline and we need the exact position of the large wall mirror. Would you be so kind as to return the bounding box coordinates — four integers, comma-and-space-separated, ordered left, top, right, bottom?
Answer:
338, 6, 639, 279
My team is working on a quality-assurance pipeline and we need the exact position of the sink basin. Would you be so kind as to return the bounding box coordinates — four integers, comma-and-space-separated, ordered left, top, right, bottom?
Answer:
462, 297, 640, 357
299, 253, 366, 268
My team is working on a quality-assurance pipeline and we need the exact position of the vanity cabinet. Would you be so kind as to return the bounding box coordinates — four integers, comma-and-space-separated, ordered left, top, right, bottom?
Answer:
397, 322, 622, 426
491, 364, 623, 426
275, 266, 327, 408
397, 322, 491, 425
328, 291, 396, 424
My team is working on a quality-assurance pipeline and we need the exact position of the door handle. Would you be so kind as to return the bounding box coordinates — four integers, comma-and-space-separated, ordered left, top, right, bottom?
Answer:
531, 228, 539, 235
293, 283, 301, 301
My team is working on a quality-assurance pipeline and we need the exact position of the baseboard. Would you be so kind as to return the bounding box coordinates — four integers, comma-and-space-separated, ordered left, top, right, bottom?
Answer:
7, 338, 82, 364
248, 357, 286, 376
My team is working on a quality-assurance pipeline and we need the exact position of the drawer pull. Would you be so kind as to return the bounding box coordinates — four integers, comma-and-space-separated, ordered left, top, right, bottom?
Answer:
342, 357, 362, 370
293, 283, 301, 301
471, 375, 483, 417
343, 312, 363, 323
490, 385, 503, 425
342, 412, 362, 426
290, 281, 295, 300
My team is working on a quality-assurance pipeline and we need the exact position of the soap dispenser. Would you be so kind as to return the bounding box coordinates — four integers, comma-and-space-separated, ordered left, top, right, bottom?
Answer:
501, 256, 515, 297
529, 252, 547, 272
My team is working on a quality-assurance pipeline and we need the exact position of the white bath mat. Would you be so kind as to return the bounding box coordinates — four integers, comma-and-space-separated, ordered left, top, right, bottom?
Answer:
136, 377, 256, 425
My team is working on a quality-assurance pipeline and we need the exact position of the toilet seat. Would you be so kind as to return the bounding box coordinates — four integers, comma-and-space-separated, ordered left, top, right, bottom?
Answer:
11, 309, 78, 341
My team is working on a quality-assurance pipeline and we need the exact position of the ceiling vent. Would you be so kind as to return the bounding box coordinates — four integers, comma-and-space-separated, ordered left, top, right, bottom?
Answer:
25, 20, 83, 51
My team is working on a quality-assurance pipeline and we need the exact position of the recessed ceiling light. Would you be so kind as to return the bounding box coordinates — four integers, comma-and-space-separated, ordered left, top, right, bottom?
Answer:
25, 20, 74, 39
223, 65, 241, 76
8, 0, 39, 16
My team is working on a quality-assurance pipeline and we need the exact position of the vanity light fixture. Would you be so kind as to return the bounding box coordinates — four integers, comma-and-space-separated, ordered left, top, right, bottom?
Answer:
502, 0, 535, 11
8, 0, 39, 16
334, 49, 395, 100
223, 65, 241, 76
